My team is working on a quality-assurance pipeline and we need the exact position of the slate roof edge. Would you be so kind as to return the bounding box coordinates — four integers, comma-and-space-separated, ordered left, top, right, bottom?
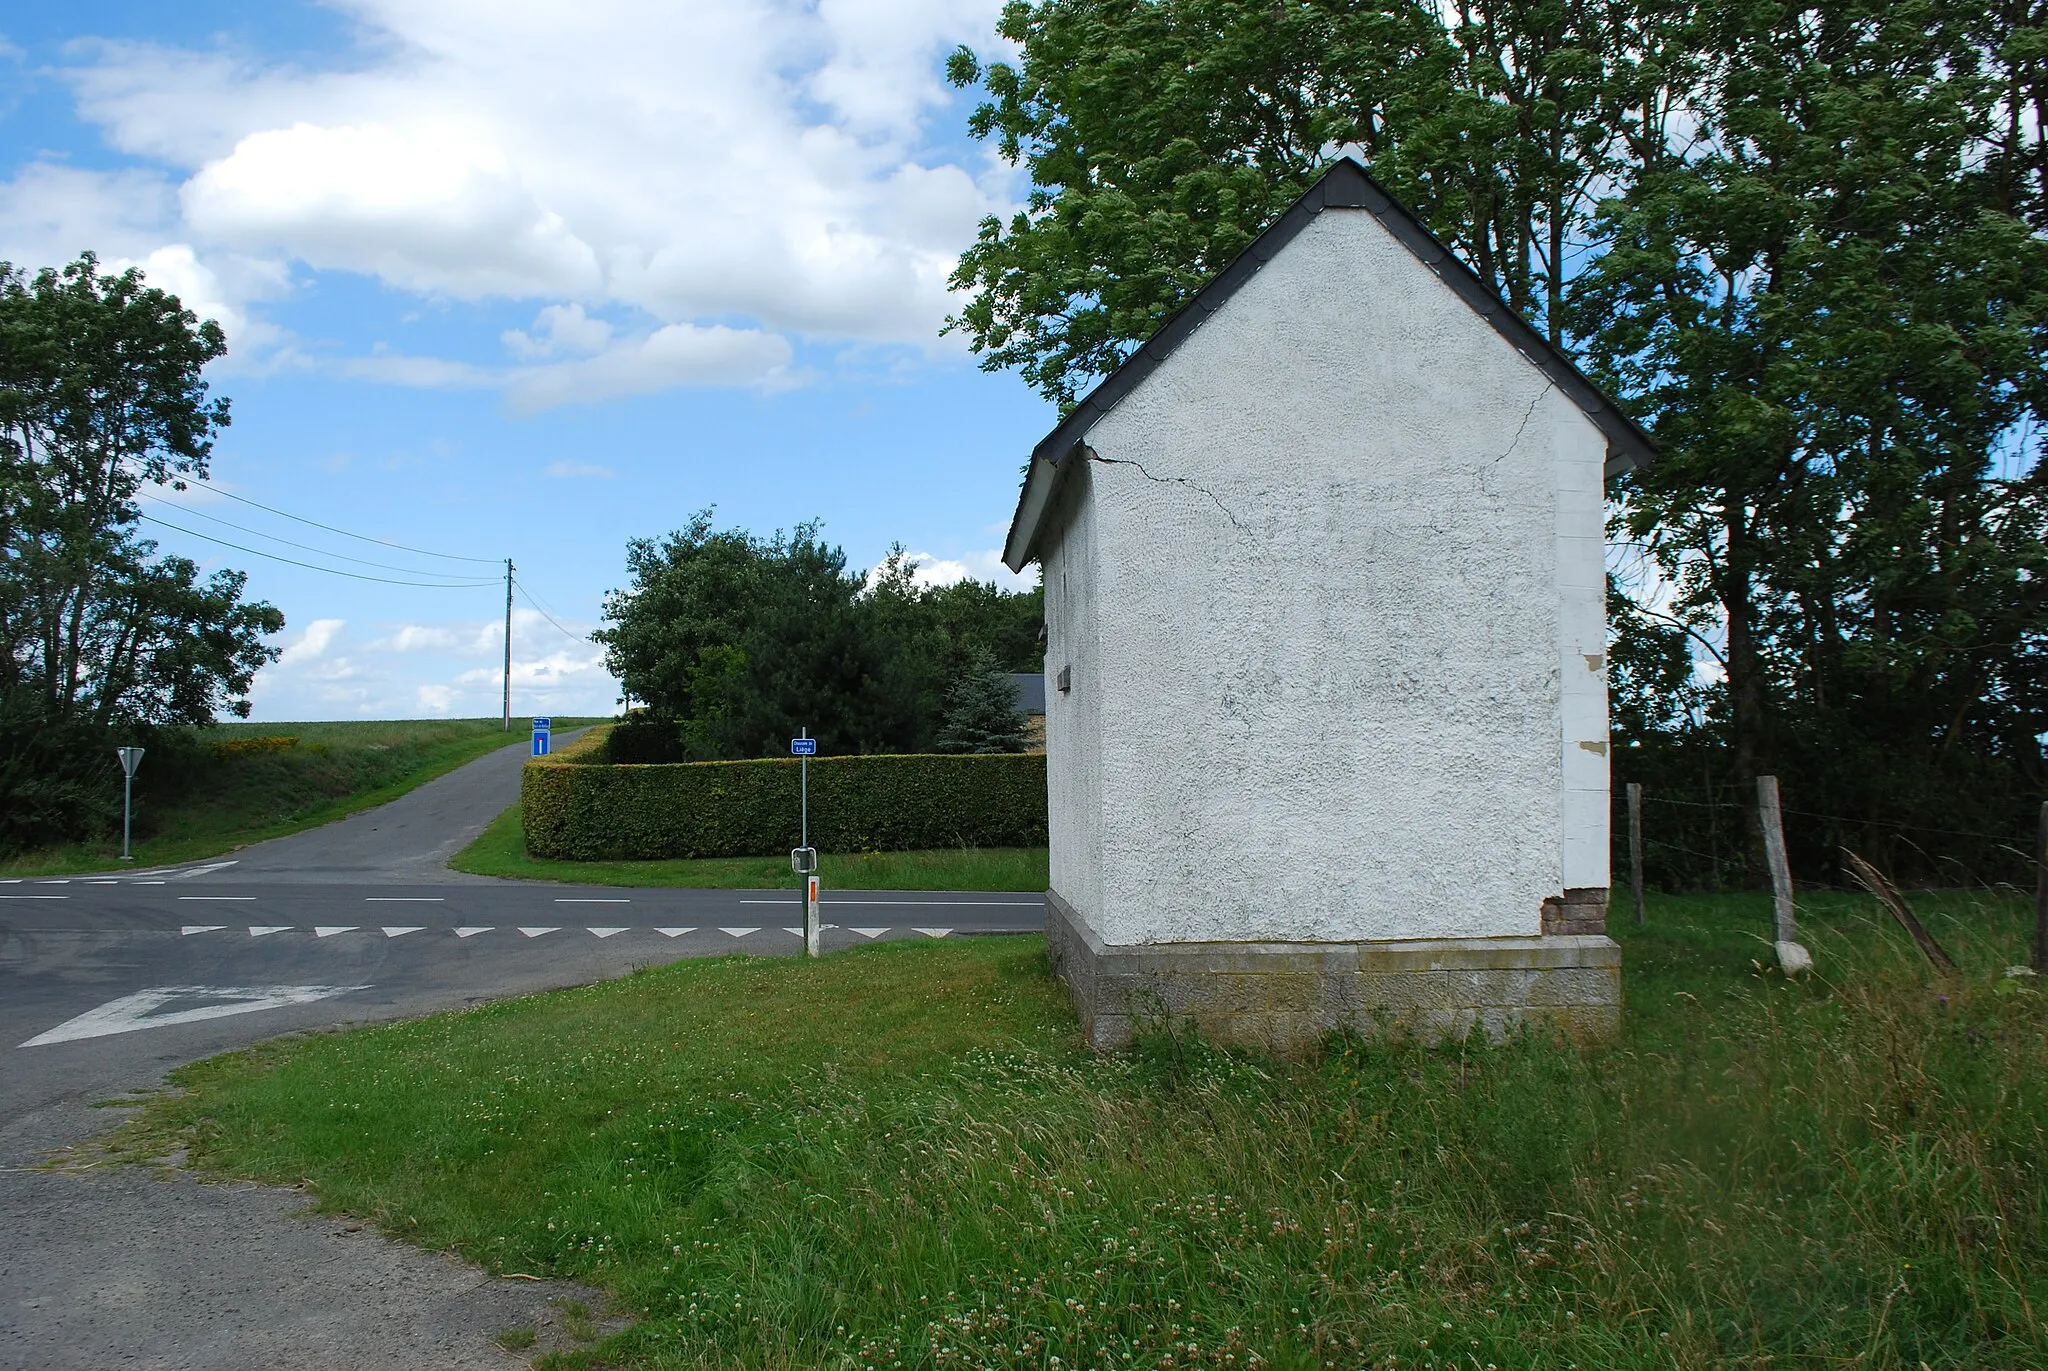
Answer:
1001, 154, 1655, 572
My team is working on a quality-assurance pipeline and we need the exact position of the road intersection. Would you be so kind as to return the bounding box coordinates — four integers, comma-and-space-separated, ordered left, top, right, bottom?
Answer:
0, 736, 1044, 1368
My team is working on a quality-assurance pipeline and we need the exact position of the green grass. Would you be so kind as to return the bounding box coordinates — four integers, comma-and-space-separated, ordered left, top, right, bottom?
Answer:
450, 801, 1051, 890
113, 890, 2046, 1369
3, 718, 604, 876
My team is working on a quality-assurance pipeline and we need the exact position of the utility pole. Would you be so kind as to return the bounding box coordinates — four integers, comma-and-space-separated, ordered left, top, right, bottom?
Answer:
502, 558, 514, 731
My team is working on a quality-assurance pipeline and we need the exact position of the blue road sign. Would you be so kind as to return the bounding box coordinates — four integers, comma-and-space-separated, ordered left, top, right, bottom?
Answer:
790, 737, 817, 756
532, 732, 551, 757
532, 717, 551, 731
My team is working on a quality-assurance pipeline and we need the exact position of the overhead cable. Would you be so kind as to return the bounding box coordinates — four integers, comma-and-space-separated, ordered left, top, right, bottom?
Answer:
198, 485, 501, 563
136, 491, 487, 583
138, 513, 500, 589
514, 579, 590, 642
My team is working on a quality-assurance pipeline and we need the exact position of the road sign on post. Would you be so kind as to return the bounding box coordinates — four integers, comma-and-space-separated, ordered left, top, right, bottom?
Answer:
792, 730, 818, 955
115, 747, 145, 862
531, 716, 552, 758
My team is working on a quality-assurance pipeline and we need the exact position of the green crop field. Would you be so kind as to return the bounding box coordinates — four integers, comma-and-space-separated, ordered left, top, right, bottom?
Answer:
105, 888, 2046, 1369
2, 718, 603, 876
450, 802, 1050, 890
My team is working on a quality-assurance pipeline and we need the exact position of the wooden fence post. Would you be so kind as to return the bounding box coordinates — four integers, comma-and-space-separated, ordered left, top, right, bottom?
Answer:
1757, 775, 1810, 974
1628, 782, 1645, 927
2035, 800, 2046, 975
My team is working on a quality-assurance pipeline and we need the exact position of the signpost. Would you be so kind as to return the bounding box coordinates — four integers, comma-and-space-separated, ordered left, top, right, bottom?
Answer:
790, 730, 819, 956
115, 747, 145, 862
531, 716, 552, 758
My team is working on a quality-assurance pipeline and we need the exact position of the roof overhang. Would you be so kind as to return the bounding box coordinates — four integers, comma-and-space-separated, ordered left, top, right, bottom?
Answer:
1001, 154, 1655, 573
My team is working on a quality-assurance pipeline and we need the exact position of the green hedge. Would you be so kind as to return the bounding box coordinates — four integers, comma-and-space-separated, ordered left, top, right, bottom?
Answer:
521, 751, 1048, 860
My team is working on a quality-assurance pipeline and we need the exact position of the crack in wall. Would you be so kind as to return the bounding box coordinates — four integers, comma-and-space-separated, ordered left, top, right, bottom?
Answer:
1478, 382, 1555, 497
1083, 448, 1248, 534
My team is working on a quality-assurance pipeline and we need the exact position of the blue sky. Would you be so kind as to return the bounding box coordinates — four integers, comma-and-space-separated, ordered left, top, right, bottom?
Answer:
0, 0, 1054, 721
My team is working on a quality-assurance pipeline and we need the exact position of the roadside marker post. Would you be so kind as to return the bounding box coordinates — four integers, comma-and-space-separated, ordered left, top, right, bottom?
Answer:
531, 716, 552, 758
115, 747, 145, 862
791, 730, 819, 956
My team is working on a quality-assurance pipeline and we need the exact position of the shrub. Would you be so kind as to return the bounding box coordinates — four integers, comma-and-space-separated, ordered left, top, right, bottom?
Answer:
522, 750, 1048, 859
207, 735, 299, 761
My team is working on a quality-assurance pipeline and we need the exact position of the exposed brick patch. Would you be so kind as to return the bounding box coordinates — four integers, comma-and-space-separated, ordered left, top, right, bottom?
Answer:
1541, 886, 1610, 936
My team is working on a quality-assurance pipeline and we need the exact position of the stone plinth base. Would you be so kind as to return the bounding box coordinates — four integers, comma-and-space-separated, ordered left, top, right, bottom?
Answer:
1044, 890, 1621, 1053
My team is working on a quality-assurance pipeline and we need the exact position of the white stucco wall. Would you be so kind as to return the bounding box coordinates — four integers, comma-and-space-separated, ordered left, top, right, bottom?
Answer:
1040, 207, 1610, 946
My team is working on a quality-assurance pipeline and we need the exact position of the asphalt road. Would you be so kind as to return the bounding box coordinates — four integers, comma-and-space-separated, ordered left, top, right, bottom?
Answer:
0, 736, 1045, 1369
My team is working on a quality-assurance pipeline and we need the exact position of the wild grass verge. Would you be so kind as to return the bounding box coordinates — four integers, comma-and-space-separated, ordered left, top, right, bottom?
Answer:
450, 801, 1051, 890
117, 890, 2046, 1369
2, 718, 601, 875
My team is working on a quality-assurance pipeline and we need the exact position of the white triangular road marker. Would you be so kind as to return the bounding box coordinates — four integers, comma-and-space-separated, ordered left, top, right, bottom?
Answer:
455, 926, 493, 938
914, 928, 953, 939
519, 926, 559, 938
21, 984, 370, 1047
249, 926, 291, 937
719, 927, 759, 938
180, 925, 226, 936
382, 926, 424, 938
654, 927, 695, 937
314, 926, 358, 938
850, 927, 887, 940
782, 926, 804, 936
587, 927, 627, 938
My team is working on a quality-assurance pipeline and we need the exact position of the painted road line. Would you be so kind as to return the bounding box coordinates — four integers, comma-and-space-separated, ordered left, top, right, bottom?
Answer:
20, 984, 370, 1047
914, 928, 953, 938
173, 862, 239, 879
135, 880, 167, 885
249, 926, 292, 936
588, 927, 627, 938
738, 899, 797, 906
314, 926, 358, 938
382, 927, 424, 937
819, 899, 1042, 907
0, 895, 68, 900
455, 927, 493, 937
180, 926, 226, 936
849, 928, 888, 939
36, 880, 70, 885
557, 898, 630, 904
180, 896, 255, 901
366, 897, 444, 902
518, 927, 559, 938
781, 926, 804, 936
719, 927, 760, 938
0, 878, 17, 883
654, 927, 695, 937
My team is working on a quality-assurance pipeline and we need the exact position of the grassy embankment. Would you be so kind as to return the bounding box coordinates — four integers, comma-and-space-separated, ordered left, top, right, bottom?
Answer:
450, 801, 1050, 891
2, 718, 600, 876
112, 888, 2045, 1369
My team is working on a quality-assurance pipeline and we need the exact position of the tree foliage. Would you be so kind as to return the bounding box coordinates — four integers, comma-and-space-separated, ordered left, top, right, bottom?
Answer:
936, 648, 1032, 754
0, 254, 284, 852
950, 0, 2048, 882
595, 511, 1043, 761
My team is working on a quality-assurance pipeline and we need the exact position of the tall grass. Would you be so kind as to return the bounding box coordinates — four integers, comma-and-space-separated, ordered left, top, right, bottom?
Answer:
126, 890, 2046, 1369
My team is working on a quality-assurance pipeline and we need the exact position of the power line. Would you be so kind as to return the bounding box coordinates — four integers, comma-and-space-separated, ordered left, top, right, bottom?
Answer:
514, 578, 589, 642
135, 491, 487, 583
138, 513, 500, 589
198, 485, 500, 564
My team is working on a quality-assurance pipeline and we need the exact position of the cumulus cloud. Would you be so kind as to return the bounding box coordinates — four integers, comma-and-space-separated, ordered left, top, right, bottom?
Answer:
11, 0, 1019, 405
543, 461, 613, 479
277, 617, 346, 666
905, 548, 1034, 591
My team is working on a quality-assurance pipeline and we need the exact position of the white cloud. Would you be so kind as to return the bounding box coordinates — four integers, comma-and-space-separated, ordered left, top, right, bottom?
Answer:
905, 548, 1034, 591
416, 683, 457, 715
543, 461, 614, 479
18, 0, 1020, 405
277, 617, 346, 666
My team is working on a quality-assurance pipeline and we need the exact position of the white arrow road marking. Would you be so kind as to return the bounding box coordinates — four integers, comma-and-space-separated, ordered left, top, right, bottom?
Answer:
654, 927, 695, 937
455, 927, 493, 937
174, 861, 239, 879
382, 926, 424, 938
180, 926, 226, 936
588, 927, 627, 938
849, 928, 888, 939
249, 926, 292, 937
519, 927, 559, 938
914, 928, 953, 939
719, 927, 760, 938
21, 984, 370, 1048
314, 926, 358, 938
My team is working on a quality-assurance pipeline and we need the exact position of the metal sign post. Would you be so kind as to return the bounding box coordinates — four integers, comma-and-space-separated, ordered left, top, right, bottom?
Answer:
531, 716, 552, 758
115, 747, 145, 862
790, 730, 819, 956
